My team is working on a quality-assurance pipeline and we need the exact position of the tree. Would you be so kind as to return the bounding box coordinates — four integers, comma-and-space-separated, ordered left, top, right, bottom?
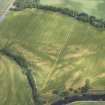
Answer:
77, 13, 89, 22
59, 90, 69, 97
81, 79, 90, 93
52, 89, 59, 95
33, 0, 40, 8
89, 16, 96, 25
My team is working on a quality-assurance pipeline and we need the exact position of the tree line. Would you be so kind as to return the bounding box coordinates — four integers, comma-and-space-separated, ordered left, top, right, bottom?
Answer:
38, 5, 105, 29
12, 1, 105, 29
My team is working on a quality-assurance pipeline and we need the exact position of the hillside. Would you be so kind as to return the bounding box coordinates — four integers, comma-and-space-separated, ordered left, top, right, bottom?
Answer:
0, 8, 105, 105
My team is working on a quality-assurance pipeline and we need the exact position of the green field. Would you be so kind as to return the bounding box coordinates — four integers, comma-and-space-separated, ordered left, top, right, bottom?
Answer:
0, 0, 105, 105
41, 0, 105, 19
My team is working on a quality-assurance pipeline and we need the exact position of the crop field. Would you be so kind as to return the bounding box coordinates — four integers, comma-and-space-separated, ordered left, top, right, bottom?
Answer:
0, 0, 105, 105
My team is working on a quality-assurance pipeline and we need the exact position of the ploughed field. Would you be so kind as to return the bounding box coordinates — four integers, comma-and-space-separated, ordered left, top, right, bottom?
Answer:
0, 7, 105, 104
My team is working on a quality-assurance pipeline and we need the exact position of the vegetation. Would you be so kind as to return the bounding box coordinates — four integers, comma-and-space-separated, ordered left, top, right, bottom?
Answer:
80, 79, 91, 93
13, 0, 40, 9
13, 0, 105, 19
0, 7, 105, 90
0, 48, 39, 105
12, 2, 105, 29
1, 0, 105, 105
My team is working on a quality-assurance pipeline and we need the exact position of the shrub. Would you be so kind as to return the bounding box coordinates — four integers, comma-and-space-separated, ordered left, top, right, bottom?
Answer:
91, 19, 104, 28
77, 13, 89, 22
74, 90, 78, 93
81, 79, 90, 93
89, 16, 96, 24
69, 88, 73, 91
52, 89, 59, 95
59, 91, 69, 97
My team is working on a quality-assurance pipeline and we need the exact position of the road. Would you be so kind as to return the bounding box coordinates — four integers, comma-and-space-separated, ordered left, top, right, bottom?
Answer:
51, 94, 105, 105
0, 0, 15, 22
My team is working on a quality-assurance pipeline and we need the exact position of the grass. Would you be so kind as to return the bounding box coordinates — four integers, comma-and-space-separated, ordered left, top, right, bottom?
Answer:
0, 5, 105, 105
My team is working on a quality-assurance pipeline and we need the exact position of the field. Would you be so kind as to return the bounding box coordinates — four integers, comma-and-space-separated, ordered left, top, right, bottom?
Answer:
40, 0, 105, 19
0, 0, 105, 105
0, 55, 32, 105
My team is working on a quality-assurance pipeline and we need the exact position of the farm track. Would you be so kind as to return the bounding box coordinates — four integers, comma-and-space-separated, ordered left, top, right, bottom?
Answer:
0, 0, 15, 22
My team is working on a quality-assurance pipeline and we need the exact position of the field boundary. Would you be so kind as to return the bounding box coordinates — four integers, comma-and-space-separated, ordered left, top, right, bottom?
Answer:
11, 3, 105, 30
